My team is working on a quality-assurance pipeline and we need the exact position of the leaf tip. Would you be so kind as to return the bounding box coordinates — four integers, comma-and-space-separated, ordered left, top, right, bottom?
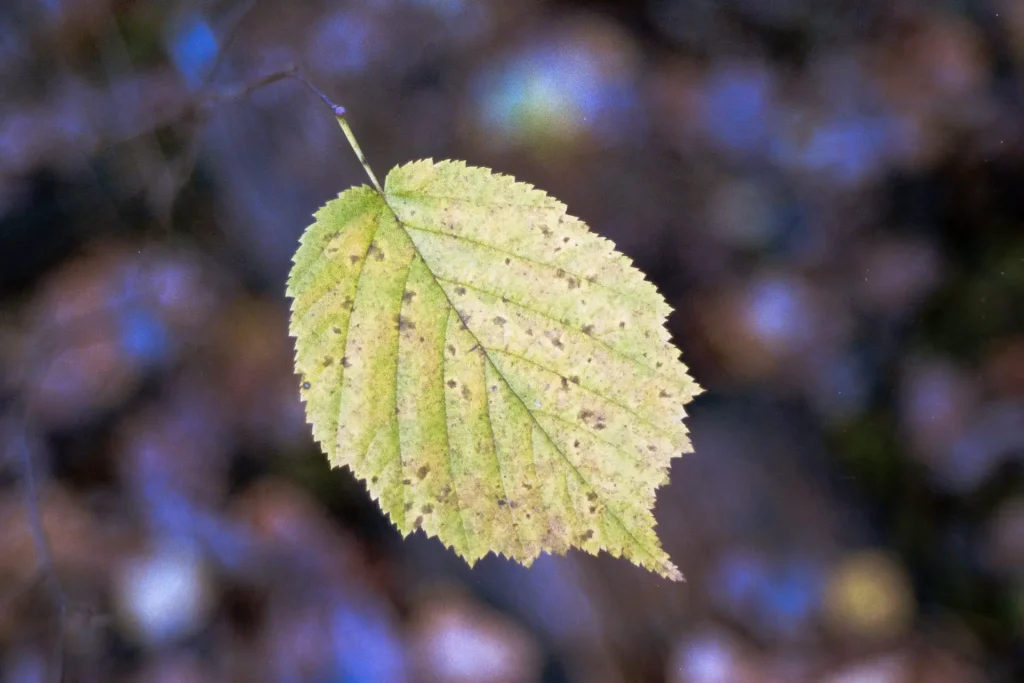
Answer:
665, 564, 685, 582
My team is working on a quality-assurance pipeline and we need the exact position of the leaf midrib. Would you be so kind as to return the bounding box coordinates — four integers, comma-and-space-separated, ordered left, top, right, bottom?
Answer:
376, 185, 676, 577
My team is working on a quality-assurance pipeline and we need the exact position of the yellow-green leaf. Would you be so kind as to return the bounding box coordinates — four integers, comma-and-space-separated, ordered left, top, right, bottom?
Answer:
287, 159, 701, 580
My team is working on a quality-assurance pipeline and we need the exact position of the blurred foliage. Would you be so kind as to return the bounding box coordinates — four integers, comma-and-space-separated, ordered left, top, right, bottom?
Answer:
1, 0, 1023, 681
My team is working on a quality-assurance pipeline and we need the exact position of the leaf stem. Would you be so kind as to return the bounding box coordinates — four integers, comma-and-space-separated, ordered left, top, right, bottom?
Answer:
335, 116, 384, 194
288, 73, 383, 193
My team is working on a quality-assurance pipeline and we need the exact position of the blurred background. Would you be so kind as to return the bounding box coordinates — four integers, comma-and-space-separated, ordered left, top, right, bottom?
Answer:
1, 0, 1023, 681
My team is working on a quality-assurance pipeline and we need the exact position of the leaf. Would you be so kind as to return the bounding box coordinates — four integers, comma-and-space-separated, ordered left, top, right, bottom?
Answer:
287, 158, 701, 580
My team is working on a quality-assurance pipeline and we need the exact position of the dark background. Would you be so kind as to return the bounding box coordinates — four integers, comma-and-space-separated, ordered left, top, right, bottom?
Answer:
1, 0, 1023, 681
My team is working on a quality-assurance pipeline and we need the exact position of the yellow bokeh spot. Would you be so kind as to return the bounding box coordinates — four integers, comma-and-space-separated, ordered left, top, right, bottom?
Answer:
824, 550, 915, 641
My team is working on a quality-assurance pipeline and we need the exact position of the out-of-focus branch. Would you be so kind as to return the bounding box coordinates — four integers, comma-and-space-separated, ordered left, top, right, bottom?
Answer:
94, 7, 177, 230
18, 427, 65, 683
153, 0, 261, 227
192, 65, 300, 116
5, 7, 342, 681
152, 63, 297, 226
0, 59, 303, 187
204, 0, 259, 84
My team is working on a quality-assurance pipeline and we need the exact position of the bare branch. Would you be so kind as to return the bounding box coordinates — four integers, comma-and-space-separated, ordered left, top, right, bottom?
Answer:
205, 0, 260, 83
18, 428, 65, 683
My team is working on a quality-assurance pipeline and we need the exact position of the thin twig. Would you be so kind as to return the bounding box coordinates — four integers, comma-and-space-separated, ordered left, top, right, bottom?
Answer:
5, 65, 341, 683
204, 0, 259, 83
287, 71, 346, 117
279, 73, 383, 191
95, 6, 176, 230
19, 428, 65, 683
190, 67, 350, 123
140, 61, 374, 232
153, 0, 261, 224
194, 64, 301, 113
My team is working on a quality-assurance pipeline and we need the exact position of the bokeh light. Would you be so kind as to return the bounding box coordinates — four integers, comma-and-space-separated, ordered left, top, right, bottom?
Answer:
114, 538, 214, 645
0, 0, 1020, 679
824, 551, 915, 643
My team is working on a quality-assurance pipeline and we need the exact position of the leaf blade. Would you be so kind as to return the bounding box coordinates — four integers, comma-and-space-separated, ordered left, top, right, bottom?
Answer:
290, 160, 700, 580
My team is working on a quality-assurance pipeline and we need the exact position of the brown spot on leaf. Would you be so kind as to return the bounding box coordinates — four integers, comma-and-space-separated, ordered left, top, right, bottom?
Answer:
587, 492, 598, 502
584, 530, 594, 539
659, 389, 670, 398
404, 502, 413, 512
371, 476, 378, 484
595, 422, 606, 430
367, 244, 385, 260
417, 465, 431, 479
578, 409, 594, 422
567, 277, 579, 289
402, 291, 416, 302
447, 380, 457, 388
504, 258, 511, 265
332, 326, 342, 334
556, 269, 566, 278
619, 321, 626, 328
563, 237, 570, 243
447, 345, 456, 356
461, 385, 471, 399
552, 337, 564, 349
322, 357, 333, 367
493, 316, 507, 326
561, 377, 569, 390
497, 499, 506, 506
349, 255, 360, 264
573, 440, 580, 448
570, 376, 579, 384
422, 504, 433, 514
402, 478, 411, 485
342, 356, 351, 367
455, 286, 467, 296
509, 501, 519, 509
581, 324, 594, 335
